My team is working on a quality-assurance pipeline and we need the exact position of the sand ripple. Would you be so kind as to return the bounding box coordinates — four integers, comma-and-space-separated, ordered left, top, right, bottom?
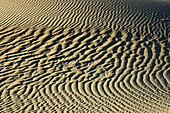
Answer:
0, 26, 169, 112
0, 0, 169, 112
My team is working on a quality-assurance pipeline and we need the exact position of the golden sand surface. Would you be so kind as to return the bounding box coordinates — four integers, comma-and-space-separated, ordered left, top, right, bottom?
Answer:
0, 0, 169, 113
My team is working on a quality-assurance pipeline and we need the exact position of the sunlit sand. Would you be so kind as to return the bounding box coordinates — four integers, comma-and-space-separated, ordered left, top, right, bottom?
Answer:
0, 0, 169, 112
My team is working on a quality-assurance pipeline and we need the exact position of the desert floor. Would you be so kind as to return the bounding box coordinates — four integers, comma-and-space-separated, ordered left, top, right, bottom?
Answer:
0, 0, 169, 113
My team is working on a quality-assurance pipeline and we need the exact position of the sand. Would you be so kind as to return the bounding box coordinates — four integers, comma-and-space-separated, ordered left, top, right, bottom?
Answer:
0, 0, 169, 113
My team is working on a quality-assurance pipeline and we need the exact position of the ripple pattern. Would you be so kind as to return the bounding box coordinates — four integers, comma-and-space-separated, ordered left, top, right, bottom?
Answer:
0, 25, 169, 113
0, 0, 169, 40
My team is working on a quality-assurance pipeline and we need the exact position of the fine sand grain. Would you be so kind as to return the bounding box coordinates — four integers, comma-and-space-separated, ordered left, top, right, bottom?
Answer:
0, 0, 169, 113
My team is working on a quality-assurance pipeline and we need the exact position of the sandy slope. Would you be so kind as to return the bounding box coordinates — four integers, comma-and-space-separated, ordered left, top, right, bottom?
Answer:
0, 0, 169, 113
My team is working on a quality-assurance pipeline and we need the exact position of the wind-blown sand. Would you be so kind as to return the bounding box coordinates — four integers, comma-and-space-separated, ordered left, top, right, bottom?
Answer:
0, 0, 169, 113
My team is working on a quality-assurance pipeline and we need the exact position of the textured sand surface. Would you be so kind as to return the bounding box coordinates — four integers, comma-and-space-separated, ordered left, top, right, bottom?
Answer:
0, 0, 169, 113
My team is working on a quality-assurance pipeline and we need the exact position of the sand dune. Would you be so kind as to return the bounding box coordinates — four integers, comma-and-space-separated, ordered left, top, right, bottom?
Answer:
0, 0, 169, 113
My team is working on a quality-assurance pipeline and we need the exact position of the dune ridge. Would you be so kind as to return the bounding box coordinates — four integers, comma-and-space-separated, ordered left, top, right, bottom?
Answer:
0, 0, 169, 113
